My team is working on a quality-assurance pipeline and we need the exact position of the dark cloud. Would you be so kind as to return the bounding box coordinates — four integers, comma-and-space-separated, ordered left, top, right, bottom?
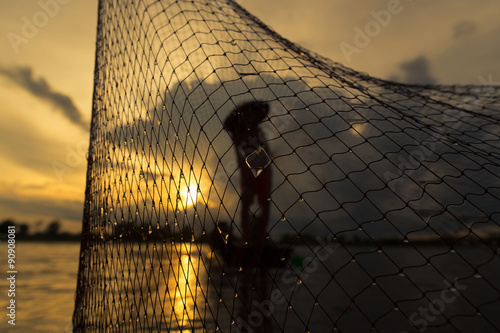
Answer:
0, 193, 83, 224
0, 112, 86, 177
0, 66, 87, 129
454, 20, 477, 39
398, 55, 436, 85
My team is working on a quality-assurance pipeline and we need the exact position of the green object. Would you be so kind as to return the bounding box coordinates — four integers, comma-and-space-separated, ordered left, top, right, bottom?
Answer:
291, 254, 304, 269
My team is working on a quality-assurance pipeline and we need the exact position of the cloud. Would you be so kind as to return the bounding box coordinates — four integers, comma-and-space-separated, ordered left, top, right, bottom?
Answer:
398, 55, 437, 85
454, 20, 477, 39
0, 192, 83, 224
0, 66, 87, 129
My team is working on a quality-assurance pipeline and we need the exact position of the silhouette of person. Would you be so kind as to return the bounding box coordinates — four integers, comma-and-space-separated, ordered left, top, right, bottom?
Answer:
224, 101, 272, 267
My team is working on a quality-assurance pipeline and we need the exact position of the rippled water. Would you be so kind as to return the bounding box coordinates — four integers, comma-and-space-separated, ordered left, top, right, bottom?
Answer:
0, 242, 80, 333
1, 242, 500, 332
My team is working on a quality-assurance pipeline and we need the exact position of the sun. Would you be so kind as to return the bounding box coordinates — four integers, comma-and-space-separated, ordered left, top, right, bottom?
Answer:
181, 184, 198, 208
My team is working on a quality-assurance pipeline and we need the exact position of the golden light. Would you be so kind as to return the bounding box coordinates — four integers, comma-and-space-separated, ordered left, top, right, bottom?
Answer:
170, 253, 201, 330
181, 184, 199, 208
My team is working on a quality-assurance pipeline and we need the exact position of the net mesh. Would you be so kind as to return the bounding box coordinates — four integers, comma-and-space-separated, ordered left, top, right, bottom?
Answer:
73, 0, 500, 332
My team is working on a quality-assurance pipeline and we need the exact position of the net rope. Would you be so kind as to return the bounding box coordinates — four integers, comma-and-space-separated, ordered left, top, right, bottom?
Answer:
73, 0, 500, 332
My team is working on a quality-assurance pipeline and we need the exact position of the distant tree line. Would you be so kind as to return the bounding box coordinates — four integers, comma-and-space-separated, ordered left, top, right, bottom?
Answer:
0, 219, 81, 241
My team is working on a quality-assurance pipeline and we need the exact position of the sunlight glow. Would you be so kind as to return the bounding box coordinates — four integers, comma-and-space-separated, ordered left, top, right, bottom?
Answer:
181, 184, 199, 208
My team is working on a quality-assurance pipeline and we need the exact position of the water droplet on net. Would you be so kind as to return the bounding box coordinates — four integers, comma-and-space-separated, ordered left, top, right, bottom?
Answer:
245, 147, 271, 178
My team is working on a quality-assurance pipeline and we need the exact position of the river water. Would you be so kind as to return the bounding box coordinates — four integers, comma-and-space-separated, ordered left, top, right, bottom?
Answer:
0, 242, 80, 332
1, 242, 500, 332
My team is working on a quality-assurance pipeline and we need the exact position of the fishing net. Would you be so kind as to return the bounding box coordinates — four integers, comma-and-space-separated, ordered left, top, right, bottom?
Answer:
73, 0, 500, 331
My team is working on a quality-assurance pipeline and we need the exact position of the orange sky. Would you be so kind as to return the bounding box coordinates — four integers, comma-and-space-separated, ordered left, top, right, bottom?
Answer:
0, 0, 499, 232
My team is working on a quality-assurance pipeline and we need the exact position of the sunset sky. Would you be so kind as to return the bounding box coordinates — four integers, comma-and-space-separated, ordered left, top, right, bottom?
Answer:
0, 0, 499, 233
